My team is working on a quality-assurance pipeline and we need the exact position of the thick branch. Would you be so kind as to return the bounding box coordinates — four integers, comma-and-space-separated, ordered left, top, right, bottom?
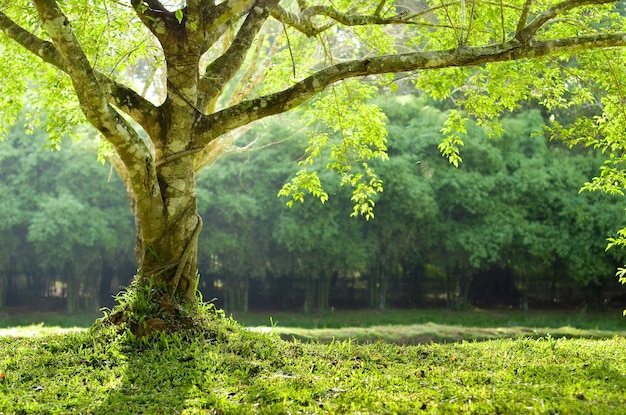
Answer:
202, 0, 251, 34
301, 5, 409, 25
198, 2, 261, 56
183, 0, 252, 54
31, 0, 164, 234
516, 0, 616, 43
271, 4, 409, 36
0, 11, 158, 128
269, 5, 320, 36
199, 20, 231, 56
186, 0, 203, 18
130, 0, 174, 41
197, 0, 279, 112
193, 32, 626, 147
515, 0, 533, 36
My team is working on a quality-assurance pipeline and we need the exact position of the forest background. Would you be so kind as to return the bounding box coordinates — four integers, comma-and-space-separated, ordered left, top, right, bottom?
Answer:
2, 92, 626, 315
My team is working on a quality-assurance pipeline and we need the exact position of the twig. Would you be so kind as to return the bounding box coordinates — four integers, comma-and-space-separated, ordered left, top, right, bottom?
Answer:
282, 22, 297, 78
155, 147, 204, 168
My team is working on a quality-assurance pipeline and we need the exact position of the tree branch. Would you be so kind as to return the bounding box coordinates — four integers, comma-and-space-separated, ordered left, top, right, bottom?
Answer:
202, 0, 252, 34
193, 31, 626, 147
130, 0, 174, 41
31, 0, 164, 230
515, 0, 533, 36
271, 4, 410, 36
0, 11, 159, 128
301, 5, 409, 25
186, 0, 202, 17
269, 4, 321, 36
197, 0, 280, 112
178, 0, 252, 55
374, 0, 389, 16
515, 0, 616, 43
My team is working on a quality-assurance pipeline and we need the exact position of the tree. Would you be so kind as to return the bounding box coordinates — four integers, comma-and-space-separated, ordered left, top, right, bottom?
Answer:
0, 116, 134, 312
2, 0, 626, 329
196, 142, 274, 313
274, 181, 370, 313
366, 95, 441, 309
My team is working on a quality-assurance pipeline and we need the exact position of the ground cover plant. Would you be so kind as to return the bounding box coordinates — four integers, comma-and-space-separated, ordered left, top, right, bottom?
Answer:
1, 309, 625, 414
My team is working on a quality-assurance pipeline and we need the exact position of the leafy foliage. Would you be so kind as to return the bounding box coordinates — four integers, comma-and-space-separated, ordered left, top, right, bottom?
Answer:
0, 113, 134, 310
279, 81, 388, 218
3, 95, 624, 312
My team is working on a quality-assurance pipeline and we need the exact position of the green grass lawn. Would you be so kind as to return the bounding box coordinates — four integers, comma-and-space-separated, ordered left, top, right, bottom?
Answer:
232, 308, 626, 331
0, 309, 625, 414
232, 308, 626, 344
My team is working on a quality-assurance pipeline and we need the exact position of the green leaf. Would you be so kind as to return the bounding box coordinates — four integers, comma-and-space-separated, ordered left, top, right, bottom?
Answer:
175, 9, 184, 24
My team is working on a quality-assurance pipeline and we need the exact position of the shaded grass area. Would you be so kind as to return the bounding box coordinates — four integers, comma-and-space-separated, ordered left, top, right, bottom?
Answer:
234, 308, 626, 344
233, 308, 626, 331
263, 322, 624, 345
0, 311, 101, 329
2, 308, 625, 344
1, 317, 625, 414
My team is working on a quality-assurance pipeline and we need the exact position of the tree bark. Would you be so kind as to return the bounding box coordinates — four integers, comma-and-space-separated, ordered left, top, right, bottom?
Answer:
136, 154, 202, 305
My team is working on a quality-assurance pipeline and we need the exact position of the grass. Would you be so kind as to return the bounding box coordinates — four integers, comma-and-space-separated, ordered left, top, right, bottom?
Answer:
233, 308, 626, 344
232, 308, 626, 331
0, 311, 101, 335
1, 308, 625, 414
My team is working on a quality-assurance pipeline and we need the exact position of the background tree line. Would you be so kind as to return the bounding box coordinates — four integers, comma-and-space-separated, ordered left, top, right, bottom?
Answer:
1, 94, 625, 314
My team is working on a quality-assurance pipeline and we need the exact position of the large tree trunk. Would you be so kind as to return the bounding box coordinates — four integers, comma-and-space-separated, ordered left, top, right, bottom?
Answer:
106, 154, 203, 331
136, 155, 202, 308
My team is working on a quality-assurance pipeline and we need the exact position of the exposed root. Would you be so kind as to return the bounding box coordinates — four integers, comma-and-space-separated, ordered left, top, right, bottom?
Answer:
170, 213, 203, 302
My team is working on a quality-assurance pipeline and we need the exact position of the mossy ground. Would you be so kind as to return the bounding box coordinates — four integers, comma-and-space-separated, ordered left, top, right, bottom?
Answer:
1, 308, 626, 414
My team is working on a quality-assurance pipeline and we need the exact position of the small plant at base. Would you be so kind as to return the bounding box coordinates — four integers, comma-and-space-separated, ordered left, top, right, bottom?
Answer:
91, 273, 238, 348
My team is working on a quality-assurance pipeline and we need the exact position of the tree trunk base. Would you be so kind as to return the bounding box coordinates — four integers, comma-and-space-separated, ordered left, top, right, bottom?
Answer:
102, 301, 197, 337
96, 277, 216, 337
